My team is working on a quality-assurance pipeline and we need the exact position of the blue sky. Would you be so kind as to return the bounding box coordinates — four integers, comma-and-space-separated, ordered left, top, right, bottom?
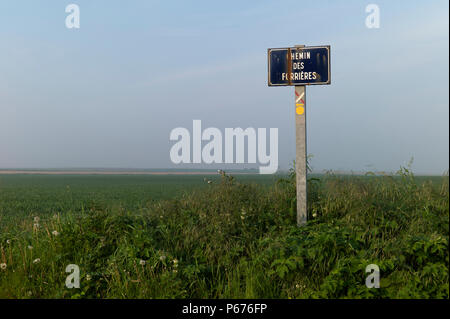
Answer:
0, 0, 448, 173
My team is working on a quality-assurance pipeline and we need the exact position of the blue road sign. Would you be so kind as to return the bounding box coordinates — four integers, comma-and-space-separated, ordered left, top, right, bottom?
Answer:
268, 46, 331, 86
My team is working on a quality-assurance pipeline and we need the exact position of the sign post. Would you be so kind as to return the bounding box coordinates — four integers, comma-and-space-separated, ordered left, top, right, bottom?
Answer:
295, 84, 307, 226
268, 44, 330, 226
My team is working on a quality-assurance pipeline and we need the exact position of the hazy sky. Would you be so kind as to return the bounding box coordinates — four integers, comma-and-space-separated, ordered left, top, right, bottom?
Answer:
0, 0, 448, 174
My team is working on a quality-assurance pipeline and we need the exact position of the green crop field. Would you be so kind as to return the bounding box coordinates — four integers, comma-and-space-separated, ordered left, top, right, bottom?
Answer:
0, 169, 448, 299
0, 174, 278, 220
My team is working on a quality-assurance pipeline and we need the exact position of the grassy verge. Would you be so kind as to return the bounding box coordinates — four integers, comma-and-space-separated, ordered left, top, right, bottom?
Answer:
0, 168, 448, 298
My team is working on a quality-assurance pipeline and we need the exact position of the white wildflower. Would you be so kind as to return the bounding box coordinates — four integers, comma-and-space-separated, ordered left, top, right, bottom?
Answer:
139, 259, 146, 266
6, 239, 11, 245
240, 208, 247, 220
159, 255, 166, 262
28, 245, 33, 250
0, 263, 6, 270
51, 230, 60, 236
33, 216, 40, 223
32, 258, 40, 264
86, 274, 92, 281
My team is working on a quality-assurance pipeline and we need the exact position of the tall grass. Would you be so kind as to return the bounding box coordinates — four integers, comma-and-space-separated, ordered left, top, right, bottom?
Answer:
0, 168, 448, 298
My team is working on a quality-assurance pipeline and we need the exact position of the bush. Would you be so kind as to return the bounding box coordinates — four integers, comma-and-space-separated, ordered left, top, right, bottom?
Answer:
0, 169, 448, 298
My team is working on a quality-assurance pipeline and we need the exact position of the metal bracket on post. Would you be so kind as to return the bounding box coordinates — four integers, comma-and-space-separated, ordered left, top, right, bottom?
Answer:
294, 44, 307, 226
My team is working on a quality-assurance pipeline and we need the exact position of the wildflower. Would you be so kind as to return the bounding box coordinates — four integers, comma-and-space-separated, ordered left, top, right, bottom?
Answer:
33, 223, 40, 229
27, 245, 33, 250
33, 216, 40, 223
6, 239, 11, 245
0, 263, 6, 270
159, 255, 166, 262
86, 274, 92, 281
295, 284, 300, 289
207, 180, 212, 184
312, 213, 317, 218
240, 215, 245, 220
173, 259, 178, 267
51, 230, 60, 236
32, 258, 40, 264
173, 269, 178, 273
139, 259, 146, 266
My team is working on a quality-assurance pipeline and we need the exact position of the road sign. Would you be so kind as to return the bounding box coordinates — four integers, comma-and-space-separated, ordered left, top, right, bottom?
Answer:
268, 46, 330, 86
268, 44, 331, 227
